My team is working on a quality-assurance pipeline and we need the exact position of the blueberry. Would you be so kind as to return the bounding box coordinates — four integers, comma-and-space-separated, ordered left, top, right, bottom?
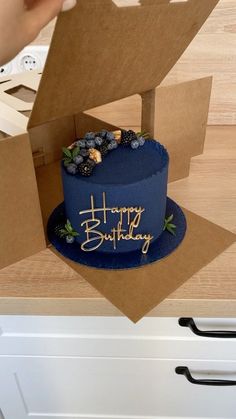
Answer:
80, 148, 89, 157
66, 235, 75, 244
95, 136, 103, 146
84, 132, 95, 140
66, 163, 77, 175
73, 155, 84, 165
108, 139, 118, 150
131, 139, 139, 149
86, 139, 96, 148
106, 131, 115, 142
76, 139, 86, 148
138, 136, 145, 146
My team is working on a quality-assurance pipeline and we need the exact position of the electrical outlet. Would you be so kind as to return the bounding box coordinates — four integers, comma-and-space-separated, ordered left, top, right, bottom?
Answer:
0, 45, 49, 77
20, 53, 41, 71
17, 46, 48, 73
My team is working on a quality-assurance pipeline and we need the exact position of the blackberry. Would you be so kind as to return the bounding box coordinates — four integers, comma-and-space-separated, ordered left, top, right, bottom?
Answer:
78, 161, 94, 177
120, 130, 137, 146
86, 158, 96, 168
98, 142, 109, 157
110, 139, 118, 149
98, 129, 108, 139
120, 130, 130, 146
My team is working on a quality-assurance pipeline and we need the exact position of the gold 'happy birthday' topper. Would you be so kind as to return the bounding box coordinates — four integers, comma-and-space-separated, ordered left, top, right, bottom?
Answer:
79, 192, 153, 254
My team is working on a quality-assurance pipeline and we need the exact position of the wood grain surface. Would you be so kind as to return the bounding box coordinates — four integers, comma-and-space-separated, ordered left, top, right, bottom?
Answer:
0, 126, 235, 317
34, 0, 236, 126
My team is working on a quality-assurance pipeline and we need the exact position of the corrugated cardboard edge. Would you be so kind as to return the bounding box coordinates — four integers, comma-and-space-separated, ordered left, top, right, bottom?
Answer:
28, 0, 219, 127
142, 77, 213, 182
0, 134, 46, 269
156, 77, 213, 157
75, 113, 119, 138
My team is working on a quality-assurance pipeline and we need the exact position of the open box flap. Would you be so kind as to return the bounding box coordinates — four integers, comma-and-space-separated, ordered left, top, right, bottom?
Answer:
141, 76, 213, 182
28, 0, 219, 128
0, 135, 46, 269
52, 211, 235, 323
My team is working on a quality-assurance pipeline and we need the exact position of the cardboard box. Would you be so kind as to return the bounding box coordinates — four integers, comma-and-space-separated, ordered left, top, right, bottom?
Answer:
0, 0, 235, 322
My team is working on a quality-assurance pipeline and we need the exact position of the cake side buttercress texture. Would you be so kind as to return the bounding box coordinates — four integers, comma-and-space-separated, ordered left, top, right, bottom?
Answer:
60, 129, 170, 254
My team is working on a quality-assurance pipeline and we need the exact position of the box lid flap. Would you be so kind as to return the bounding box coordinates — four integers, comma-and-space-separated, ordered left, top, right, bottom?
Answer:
28, 0, 219, 128
0, 134, 46, 269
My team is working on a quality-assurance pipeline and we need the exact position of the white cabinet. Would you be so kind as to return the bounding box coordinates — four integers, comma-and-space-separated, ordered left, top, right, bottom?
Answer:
1, 316, 236, 419
1, 357, 236, 419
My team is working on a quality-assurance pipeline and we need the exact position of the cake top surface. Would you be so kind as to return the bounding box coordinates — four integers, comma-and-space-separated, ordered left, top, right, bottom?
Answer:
62, 129, 169, 185
63, 139, 168, 185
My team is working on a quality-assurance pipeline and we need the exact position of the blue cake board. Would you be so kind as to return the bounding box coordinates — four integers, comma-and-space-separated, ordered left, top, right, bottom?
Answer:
47, 197, 187, 270
47, 202, 235, 323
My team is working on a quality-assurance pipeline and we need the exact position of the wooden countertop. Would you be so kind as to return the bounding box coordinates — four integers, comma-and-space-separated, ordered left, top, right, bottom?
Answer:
0, 126, 235, 318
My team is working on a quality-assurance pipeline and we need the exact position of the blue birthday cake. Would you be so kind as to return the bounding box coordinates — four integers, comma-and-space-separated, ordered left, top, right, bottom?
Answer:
48, 129, 186, 269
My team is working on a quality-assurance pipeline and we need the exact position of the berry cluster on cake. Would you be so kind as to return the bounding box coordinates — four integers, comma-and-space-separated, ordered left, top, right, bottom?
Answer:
62, 129, 149, 177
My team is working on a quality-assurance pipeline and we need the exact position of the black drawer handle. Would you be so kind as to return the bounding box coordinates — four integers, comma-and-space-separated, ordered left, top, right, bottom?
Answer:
176, 366, 236, 386
179, 317, 236, 338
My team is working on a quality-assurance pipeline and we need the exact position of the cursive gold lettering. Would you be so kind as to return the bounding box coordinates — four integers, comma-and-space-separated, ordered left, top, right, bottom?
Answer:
79, 193, 153, 254
80, 219, 103, 251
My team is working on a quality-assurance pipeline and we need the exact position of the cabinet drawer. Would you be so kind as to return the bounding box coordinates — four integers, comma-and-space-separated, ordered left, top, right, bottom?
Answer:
2, 315, 236, 338
1, 357, 236, 419
1, 316, 236, 359
2, 331, 236, 360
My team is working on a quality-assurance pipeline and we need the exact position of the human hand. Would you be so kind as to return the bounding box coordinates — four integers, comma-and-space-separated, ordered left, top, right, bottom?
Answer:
0, 0, 77, 66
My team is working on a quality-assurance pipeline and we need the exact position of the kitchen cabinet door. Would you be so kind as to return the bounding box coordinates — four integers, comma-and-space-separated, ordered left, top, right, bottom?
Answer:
1, 357, 236, 419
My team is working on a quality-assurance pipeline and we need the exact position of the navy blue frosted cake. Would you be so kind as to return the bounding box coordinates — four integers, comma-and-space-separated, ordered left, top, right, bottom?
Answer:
59, 129, 169, 255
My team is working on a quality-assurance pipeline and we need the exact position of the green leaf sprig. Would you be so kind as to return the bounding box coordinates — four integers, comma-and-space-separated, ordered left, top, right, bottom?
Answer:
55, 219, 79, 239
163, 214, 177, 236
136, 130, 150, 139
62, 146, 80, 167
